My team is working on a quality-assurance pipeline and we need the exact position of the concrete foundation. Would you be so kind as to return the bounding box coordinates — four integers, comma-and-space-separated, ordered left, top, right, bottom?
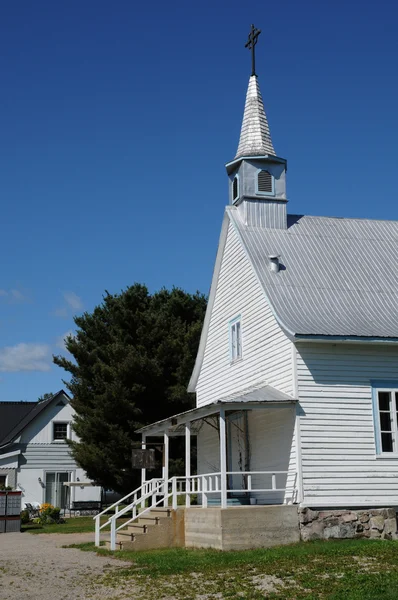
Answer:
185, 505, 300, 550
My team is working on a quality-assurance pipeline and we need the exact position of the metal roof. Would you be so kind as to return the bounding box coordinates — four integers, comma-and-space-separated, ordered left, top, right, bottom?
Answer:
229, 208, 398, 338
234, 76, 275, 159
137, 384, 295, 436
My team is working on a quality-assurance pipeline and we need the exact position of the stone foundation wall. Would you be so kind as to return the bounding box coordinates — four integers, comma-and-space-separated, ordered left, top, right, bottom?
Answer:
299, 507, 398, 541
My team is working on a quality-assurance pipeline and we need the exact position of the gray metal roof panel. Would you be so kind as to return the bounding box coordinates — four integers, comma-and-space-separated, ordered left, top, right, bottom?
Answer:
229, 209, 398, 338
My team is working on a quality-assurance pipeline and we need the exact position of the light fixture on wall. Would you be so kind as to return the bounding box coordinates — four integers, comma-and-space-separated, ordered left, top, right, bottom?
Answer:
76, 477, 80, 482
38, 477, 42, 483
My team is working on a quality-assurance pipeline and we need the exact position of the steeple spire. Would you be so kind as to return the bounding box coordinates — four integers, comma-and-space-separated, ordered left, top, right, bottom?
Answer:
235, 25, 275, 159
235, 75, 276, 159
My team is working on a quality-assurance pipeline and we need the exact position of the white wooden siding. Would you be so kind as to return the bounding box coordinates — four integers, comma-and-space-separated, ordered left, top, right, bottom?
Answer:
297, 342, 398, 506
20, 399, 75, 445
196, 222, 293, 407
248, 406, 297, 504
196, 406, 297, 504
21, 445, 77, 469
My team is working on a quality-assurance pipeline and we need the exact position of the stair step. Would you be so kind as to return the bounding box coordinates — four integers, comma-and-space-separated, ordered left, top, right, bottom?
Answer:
127, 523, 148, 533
137, 516, 160, 525
117, 531, 135, 540
143, 507, 172, 518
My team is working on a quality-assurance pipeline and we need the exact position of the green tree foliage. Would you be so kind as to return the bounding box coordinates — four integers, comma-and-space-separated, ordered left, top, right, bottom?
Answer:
53, 284, 206, 493
37, 392, 55, 403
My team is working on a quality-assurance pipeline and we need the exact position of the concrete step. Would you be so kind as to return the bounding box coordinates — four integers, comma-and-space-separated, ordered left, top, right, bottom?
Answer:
139, 507, 172, 518
126, 523, 148, 533
137, 515, 160, 525
117, 531, 135, 541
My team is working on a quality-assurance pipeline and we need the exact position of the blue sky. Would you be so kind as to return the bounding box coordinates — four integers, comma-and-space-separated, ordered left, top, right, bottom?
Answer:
0, 0, 397, 401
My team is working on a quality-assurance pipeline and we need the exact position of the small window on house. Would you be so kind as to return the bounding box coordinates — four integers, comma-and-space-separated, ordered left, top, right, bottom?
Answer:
232, 176, 239, 202
230, 318, 242, 362
53, 422, 68, 441
257, 170, 273, 194
374, 387, 398, 453
0, 475, 7, 488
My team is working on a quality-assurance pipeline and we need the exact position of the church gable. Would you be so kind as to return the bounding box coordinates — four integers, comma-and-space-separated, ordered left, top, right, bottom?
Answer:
193, 217, 293, 407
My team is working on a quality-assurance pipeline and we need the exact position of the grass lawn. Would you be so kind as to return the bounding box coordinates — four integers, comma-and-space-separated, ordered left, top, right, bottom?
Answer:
66, 539, 398, 599
22, 516, 128, 534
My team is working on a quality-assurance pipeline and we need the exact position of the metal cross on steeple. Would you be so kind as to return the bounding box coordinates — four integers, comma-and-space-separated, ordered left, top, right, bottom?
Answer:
245, 24, 261, 77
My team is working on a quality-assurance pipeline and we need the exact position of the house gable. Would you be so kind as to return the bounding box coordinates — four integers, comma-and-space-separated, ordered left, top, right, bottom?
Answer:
20, 392, 74, 445
193, 213, 294, 407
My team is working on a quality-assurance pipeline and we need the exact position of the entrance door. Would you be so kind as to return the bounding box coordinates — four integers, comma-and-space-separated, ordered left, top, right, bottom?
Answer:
227, 412, 250, 493
45, 472, 70, 508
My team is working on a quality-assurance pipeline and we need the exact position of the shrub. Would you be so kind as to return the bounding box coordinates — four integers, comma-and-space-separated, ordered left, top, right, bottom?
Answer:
39, 503, 63, 525
20, 509, 30, 524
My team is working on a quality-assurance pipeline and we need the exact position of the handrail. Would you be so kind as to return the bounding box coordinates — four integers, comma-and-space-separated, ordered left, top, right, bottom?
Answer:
95, 478, 162, 519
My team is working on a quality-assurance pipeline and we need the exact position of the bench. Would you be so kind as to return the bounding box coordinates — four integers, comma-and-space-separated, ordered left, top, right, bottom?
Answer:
69, 501, 102, 516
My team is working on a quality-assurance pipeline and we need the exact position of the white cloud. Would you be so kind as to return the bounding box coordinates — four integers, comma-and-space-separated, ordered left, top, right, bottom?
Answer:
55, 330, 74, 352
0, 288, 28, 303
10, 289, 25, 301
0, 343, 51, 373
63, 292, 83, 311
53, 291, 83, 318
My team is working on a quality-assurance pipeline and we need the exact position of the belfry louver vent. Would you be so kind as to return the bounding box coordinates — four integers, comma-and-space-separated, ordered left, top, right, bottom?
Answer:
258, 170, 273, 194
233, 176, 239, 202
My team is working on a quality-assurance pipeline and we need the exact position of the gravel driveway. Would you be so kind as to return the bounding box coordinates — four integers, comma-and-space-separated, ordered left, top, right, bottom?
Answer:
0, 532, 137, 600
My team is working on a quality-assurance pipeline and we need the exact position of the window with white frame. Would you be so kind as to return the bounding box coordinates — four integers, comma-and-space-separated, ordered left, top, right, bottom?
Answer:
375, 387, 398, 453
230, 317, 242, 362
53, 422, 68, 441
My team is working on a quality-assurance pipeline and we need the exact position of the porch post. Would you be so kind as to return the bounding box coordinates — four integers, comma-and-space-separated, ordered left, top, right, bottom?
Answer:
141, 434, 146, 509
163, 430, 169, 507
185, 421, 191, 507
219, 408, 227, 509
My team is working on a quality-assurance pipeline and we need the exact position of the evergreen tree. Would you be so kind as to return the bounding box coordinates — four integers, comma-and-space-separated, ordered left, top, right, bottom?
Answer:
53, 284, 206, 493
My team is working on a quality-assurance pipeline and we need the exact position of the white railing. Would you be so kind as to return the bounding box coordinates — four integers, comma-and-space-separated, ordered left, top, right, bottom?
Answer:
94, 478, 164, 549
171, 471, 291, 508
95, 471, 293, 550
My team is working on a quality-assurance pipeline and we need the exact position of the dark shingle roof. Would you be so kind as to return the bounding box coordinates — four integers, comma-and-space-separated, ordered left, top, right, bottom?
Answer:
0, 402, 34, 445
0, 390, 69, 447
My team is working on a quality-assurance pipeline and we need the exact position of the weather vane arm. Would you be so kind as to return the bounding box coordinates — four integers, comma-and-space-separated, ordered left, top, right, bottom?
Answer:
245, 24, 261, 76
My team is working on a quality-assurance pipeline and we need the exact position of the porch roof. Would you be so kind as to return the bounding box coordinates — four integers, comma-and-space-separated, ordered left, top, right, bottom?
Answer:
136, 384, 296, 437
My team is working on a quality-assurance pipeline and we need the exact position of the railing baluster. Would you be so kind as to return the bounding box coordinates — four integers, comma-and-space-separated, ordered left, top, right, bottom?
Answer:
172, 477, 178, 510
247, 474, 252, 492
272, 473, 276, 490
94, 515, 100, 546
202, 476, 208, 508
110, 517, 116, 551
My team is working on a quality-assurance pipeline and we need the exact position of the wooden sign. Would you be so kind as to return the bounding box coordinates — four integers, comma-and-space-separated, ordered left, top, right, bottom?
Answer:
131, 448, 156, 469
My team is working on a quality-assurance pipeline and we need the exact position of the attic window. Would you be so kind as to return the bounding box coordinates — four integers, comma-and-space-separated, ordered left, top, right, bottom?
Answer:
232, 176, 239, 203
257, 170, 274, 195
53, 422, 68, 441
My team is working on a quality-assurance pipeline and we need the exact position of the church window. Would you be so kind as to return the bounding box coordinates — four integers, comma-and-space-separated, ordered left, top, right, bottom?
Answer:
372, 383, 398, 454
232, 175, 239, 203
229, 316, 242, 362
257, 170, 274, 195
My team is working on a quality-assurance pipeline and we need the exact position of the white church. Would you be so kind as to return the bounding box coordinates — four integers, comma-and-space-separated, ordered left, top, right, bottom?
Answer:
96, 27, 398, 550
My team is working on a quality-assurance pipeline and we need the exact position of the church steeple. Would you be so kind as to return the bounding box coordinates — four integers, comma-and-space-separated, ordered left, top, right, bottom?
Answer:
235, 75, 276, 159
226, 25, 288, 229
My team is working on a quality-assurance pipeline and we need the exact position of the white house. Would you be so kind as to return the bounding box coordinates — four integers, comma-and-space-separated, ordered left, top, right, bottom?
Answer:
97, 34, 398, 550
0, 390, 101, 509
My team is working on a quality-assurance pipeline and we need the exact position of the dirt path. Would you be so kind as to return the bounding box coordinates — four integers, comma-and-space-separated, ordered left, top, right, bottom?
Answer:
0, 532, 136, 600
